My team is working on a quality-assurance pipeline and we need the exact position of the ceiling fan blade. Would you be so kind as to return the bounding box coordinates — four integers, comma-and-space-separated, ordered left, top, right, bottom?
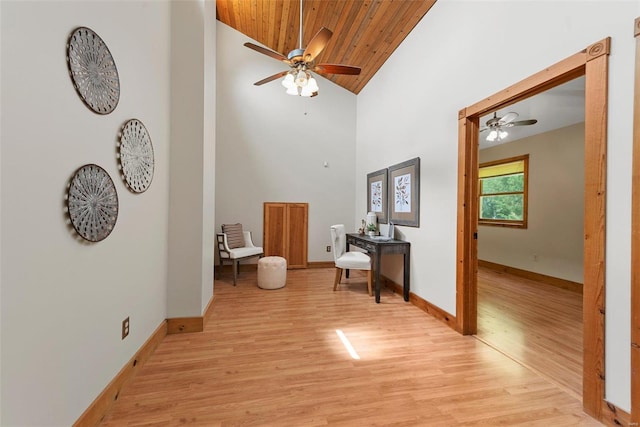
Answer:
244, 42, 291, 64
303, 27, 333, 63
314, 64, 361, 75
512, 119, 538, 126
479, 127, 489, 132
253, 71, 289, 86
499, 112, 519, 125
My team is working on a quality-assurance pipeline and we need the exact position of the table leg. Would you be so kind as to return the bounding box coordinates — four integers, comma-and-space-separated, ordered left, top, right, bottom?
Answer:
403, 248, 410, 301
345, 241, 350, 278
374, 252, 382, 303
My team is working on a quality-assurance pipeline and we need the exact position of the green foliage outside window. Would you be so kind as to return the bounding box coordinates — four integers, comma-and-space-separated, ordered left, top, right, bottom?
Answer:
480, 173, 524, 221
478, 154, 528, 228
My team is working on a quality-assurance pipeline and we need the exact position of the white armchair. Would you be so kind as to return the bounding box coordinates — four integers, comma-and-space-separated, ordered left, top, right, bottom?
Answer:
216, 225, 264, 286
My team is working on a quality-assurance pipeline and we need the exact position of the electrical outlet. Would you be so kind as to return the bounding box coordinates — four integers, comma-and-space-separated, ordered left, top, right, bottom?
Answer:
326, 245, 331, 252
122, 317, 130, 340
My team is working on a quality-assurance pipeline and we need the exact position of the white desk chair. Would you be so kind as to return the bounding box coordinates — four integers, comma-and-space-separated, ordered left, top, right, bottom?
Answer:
330, 224, 372, 296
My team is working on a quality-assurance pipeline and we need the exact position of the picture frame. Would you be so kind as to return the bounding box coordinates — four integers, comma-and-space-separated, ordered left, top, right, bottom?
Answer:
366, 168, 388, 224
388, 157, 420, 227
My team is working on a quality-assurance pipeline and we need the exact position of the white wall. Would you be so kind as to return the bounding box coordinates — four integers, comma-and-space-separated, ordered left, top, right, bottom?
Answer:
1, 1, 171, 425
215, 23, 357, 263
167, 1, 216, 318
478, 123, 585, 283
357, 0, 637, 412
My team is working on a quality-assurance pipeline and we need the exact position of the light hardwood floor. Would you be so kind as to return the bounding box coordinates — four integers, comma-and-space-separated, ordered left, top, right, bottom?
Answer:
476, 266, 583, 399
100, 268, 600, 426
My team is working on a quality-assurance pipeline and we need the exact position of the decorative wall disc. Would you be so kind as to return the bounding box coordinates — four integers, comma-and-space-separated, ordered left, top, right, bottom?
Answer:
67, 27, 120, 114
119, 119, 155, 193
67, 164, 119, 242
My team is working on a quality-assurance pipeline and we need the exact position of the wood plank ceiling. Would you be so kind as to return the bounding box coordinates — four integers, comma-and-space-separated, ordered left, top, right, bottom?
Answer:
216, 0, 437, 94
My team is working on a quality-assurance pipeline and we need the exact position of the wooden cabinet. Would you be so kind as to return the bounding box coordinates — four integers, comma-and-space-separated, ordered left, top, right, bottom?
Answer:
263, 202, 308, 269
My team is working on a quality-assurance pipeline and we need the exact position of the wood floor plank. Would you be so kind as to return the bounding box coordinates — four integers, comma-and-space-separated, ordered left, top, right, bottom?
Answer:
99, 268, 599, 426
476, 266, 583, 398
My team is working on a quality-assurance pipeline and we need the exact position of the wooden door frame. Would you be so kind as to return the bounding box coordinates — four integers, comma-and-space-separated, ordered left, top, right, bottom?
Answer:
631, 17, 640, 426
456, 38, 610, 419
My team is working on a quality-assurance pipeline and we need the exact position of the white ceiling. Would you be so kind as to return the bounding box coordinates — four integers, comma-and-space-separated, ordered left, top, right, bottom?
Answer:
479, 76, 585, 150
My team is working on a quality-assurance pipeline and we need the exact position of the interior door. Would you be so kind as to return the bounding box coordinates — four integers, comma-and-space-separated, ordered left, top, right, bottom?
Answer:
263, 203, 286, 258
286, 203, 308, 269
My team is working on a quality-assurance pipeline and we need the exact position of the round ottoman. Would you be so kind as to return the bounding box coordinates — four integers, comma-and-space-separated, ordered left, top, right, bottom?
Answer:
257, 256, 287, 289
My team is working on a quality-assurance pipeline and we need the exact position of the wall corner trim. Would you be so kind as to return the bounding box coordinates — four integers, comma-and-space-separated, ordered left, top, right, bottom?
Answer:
381, 275, 457, 331
167, 294, 216, 334
601, 400, 631, 427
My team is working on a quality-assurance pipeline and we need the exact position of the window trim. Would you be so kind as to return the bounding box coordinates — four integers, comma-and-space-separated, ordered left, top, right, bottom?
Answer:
478, 154, 529, 229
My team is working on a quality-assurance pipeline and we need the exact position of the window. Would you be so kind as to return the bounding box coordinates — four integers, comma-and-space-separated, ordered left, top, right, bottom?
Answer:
479, 154, 528, 228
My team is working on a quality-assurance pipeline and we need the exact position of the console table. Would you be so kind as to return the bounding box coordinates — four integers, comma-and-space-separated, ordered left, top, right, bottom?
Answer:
346, 233, 410, 303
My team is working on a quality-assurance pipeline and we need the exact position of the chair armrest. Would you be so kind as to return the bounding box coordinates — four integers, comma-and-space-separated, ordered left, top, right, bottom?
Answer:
243, 231, 257, 248
217, 233, 233, 256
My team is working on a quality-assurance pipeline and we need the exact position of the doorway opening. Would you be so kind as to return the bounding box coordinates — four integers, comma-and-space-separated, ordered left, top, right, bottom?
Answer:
456, 38, 609, 419
475, 79, 586, 399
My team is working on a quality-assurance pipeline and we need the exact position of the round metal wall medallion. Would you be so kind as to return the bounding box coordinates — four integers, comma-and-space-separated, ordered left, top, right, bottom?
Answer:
67, 164, 119, 242
119, 119, 155, 193
67, 27, 120, 114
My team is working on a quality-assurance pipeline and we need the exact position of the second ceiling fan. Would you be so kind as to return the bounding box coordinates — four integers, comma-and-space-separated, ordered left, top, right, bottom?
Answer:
243, 0, 361, 97
480, 111, 538, 142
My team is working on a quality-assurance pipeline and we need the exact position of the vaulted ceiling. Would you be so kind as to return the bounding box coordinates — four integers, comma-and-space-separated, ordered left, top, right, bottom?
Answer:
216, 0, 437, 94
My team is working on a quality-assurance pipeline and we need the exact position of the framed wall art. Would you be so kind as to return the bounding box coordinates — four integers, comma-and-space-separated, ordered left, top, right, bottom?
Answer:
388, 157, 420, 227
367, 168, 388, 224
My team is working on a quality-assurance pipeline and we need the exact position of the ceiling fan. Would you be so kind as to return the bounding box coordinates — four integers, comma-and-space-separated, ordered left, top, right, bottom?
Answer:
480, 112, 538, 142
243, 0, 361, 97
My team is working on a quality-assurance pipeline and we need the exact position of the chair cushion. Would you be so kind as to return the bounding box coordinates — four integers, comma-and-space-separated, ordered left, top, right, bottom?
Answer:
335, 251, 371, 270
223, 223, 244, 249
228, 246, 263, 259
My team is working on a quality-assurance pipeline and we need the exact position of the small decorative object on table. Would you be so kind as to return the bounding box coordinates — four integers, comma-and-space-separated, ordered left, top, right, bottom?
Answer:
366, 223, 377, 237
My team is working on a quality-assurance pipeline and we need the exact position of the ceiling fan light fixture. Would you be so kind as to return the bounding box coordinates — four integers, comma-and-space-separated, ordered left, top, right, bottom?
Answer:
282, 72, 295, 89
307, 77, 319, 91
243, 0, 359, 98
486, 130, 498, 142
301, 78, 319, 97
295, 70, 309, 87
498, 130, 508, 140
